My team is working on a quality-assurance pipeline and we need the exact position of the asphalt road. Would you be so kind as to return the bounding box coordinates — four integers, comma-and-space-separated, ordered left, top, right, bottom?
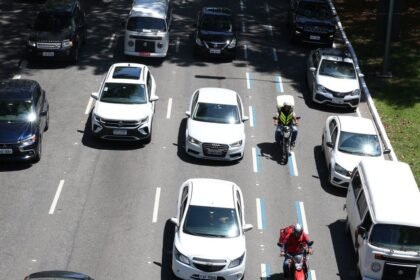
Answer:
0, 0, 376, 279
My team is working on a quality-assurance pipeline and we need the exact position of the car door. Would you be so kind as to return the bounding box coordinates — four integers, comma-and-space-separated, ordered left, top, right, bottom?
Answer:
346, 170, 365, 251
324, 117, 338, 166
146, 70, 156, 113
32, 86, 45, 133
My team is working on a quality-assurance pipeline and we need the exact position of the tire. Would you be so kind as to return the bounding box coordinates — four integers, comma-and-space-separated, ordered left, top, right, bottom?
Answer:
33, 134, 42, 163
326, 165, 332, 186
321, 135, 324, 153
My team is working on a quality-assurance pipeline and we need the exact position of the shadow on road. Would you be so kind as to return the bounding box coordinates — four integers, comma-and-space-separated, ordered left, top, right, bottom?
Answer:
159, 219, 178, 280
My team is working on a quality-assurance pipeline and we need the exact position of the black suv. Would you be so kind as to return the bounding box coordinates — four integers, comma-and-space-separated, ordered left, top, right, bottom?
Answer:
0, 79, 49, 163
26, 0, 87, 63
288, 0, 335, 46
194, 7, 237, 59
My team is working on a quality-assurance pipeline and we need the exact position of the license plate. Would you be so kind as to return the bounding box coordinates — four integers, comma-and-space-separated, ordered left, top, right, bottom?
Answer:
198, 275, 217, 280
309, 35, 320, 41
207, 149, 223, 155
139, 52, 151, 57
209, 48, 221, 54
113, 129, 127, 135
0, 148, 13, 154
42, 52, 55, 57
332, 97, 344, 104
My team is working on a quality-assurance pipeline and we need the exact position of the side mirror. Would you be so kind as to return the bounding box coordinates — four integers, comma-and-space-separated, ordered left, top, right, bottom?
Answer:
242, 116, 249, 122
185, 111, 191, 117
383, 148, 391, 155
170, 217, 179, 227
150, 96, 159, 102
326, 141, 333, 148
310, 67, 316, 72
243, 224, 253, 232
91, 92, 99, 99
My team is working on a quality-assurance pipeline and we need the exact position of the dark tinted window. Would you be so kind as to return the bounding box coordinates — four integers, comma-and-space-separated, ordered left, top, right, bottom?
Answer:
127, 17, 166, 32
0, 100, 33, 122
34, 12, 74, 31
328, 119, 336, 134
112, 67, 141, 80
100, 83, 146, 104
351, 171, 362, 200
193, 103, 240, 124
370, 224, 420, 251
338, 132, 381, 156
297, 2, 331, 19
319, 60, 356, 79
201, 14, 233, 32
356, 191, 368, 219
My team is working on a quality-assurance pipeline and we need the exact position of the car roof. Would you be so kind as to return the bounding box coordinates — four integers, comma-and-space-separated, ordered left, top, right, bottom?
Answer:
337, 116, 377, 135
196, 88, 238, 105
189, 178, 236, 208
27, 270, 92, 280
318, 48, 353, 63
42, 0, 78, 14
131, 0, 169, 19
0, 79, 39, 100
202, 7, 232, 17
105, 63, 146, 84
359, 159, 420, 227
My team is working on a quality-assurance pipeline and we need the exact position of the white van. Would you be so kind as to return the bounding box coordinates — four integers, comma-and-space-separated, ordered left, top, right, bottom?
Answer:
124, 0, 172, 57
345, 159, 420, 280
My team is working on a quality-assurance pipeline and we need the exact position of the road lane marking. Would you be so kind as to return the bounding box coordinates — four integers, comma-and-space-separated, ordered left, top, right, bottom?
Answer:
175, 37, 180, 53
268, 24, 273, 36
288, 151, 299, 176
12, 75, 21, 79
261, 263, 271, 279
275, 75, 284, 93
249, 106, 255, 127
49, 180, 65, 215
85, 97, 94, 115
272, 48, 278, 62
108, 33, 116, 49
295, 201, 309, 234
152, 187, 161, 223
309, 270, 317, 280
256, 198, 266, 229
252, 147, 259, 172
166, 98, 173, 119
242, 21, 246, 33
356, 108, 361, 117
243, 44, 248, 59
246, 72, 252, 89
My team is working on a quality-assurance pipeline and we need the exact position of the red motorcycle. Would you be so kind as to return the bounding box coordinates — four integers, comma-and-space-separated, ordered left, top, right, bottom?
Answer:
280, 241, 313, 280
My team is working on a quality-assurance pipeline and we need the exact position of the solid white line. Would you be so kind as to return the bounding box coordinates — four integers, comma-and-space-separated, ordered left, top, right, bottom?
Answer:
252, 147, 258, 172
175, 37, 180, 53
356, 108, 361, 117
261, 263, 268, 277
248, 106, 254, 127
85, 97, 94, 115
166, 98, 173, 119
299, 201, 309, 234
310, 270, 317, 280
272, 48, 278, 62
244, 44, 248, 60
108, 33, 116, 49
256, 198, 263, 229
242, 21, 245, 33
49, 180, 65, 215
12, 75, 21, 79
290, 151, 299, 176
246, 72, 251, 89
152, 187, 161, 223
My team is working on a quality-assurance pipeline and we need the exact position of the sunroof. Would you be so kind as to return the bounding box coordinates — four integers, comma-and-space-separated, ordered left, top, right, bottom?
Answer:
112, 66, 141, 80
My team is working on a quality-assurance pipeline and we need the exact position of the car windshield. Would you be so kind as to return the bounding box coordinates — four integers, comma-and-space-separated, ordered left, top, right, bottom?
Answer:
370, 224, 420, 252
100, 83, 146, 104
338, 131, 381, 156
296, 2, 331, 19
0, 100, 33, 122
34, 12, 73, 31
127, 17, 166, 32
193, 102, 240, 124
319, 60, 356, 79
201, 15, 233, 32
183, 205, 240, 238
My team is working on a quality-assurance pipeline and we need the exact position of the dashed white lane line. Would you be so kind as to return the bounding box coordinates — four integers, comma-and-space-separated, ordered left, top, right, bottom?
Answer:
256, 198, 263, 229
246, 72, 251, 89
166, 98, 173, 119
152, 187, 161, 223
49, 180, 65, 215
252, 147, 258, 173
296, 201, 309, 234
243, 44, 248, 60
85, 96, 94, 115
288, 151, 299, 176
310, 270, 317, 280
275, 75, 284, 93
12, 75, 21, 79
272, 48, 278, 62
108, 33, 116, 49
261, 263, 270, 278
175, 37, 180, 53
248, 106, 254, 127
356, 108, 361, 117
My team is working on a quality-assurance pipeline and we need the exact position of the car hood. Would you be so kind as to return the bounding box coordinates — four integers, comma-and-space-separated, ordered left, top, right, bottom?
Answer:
188, 119, 244, 144
94, 101, 150, 121
318, 75, 359, 92
30, 30, 72, 42
335, 150, 382, 172
0, 121, 36, 143
198, 31, 234, 42
296, 15, 334, 27
175, 230, 245, 260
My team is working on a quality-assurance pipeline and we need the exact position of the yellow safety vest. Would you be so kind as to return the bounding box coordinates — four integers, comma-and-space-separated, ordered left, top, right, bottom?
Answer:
278, 111, 293, 125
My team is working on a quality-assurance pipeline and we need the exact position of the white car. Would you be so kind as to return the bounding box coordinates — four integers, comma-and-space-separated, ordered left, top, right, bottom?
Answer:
90, 63, 158, 142
307, 48, 362, 109
322, 116, 390, 188
185, 88, 248, 161
171, 178, 253, 280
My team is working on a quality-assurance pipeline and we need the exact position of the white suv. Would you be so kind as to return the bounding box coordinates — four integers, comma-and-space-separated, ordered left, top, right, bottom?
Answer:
90, 63, 158, 142
171, 178, 253, 280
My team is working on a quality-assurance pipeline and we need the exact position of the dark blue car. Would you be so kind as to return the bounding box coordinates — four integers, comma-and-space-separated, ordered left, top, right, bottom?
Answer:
25, 270, 93, 280
0, 79, 49, 163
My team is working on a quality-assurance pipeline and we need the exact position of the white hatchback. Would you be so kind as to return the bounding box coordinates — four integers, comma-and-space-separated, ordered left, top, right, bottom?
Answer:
322, 116, 390, 188
171, 178, 252, 280
185, 88, 248, 161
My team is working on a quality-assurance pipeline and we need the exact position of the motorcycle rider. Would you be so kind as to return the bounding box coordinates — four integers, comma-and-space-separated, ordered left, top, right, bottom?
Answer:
273, 100, 299, 149
278, 224, 313, 278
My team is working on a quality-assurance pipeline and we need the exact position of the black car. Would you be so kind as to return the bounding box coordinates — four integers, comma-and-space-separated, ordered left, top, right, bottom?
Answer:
26, 0, 87, 63
0, 79, 49, 163
25, 270, 93, 280
288, 0, 335, 46
194, 7, 237, 59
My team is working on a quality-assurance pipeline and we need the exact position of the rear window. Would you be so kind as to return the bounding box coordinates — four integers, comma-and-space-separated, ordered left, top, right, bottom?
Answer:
127, 17, 166, 32
34, 12, 74, 31
297, 2, 331, 19
113, 67, 141, 80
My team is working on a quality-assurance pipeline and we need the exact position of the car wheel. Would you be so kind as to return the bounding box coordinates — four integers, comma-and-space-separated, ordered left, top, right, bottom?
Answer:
321, 135, 324, 153
33, 134, 42, 163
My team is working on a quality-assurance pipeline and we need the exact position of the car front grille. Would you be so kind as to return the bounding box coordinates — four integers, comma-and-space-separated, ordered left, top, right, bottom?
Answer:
205, 42, 227, 49
382, 262, 417, 280
304, 26, 329, 34
99, 118, 140, 128
325, 88, 353, 97
192, 257, 227, 272
135, 40, 156, 52
202, 143, 229, 157
37, 41, 62, 50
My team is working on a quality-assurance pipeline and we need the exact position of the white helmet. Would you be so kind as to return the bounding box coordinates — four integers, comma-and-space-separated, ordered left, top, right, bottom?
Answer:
293, 223, 303, 237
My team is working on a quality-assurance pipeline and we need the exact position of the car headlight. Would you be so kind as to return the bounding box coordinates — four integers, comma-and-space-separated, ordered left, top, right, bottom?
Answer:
371, 262, 381, 272
62, 39, 73, 48
27, 40, 36, 47
316, 84, 326, 93
230, 140, 243, 147
295, 23, 304, 30
335, 163, 349, 176
227, 38, 237, 48
228, 253, 245, 268
352, 89, 361, 96
140, 116, 149, 125
20, 135, 37, 147
174, 247, 190, 265
92, 113, 101, 123
187, 135, 201, 145
195, 37, 203, 46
